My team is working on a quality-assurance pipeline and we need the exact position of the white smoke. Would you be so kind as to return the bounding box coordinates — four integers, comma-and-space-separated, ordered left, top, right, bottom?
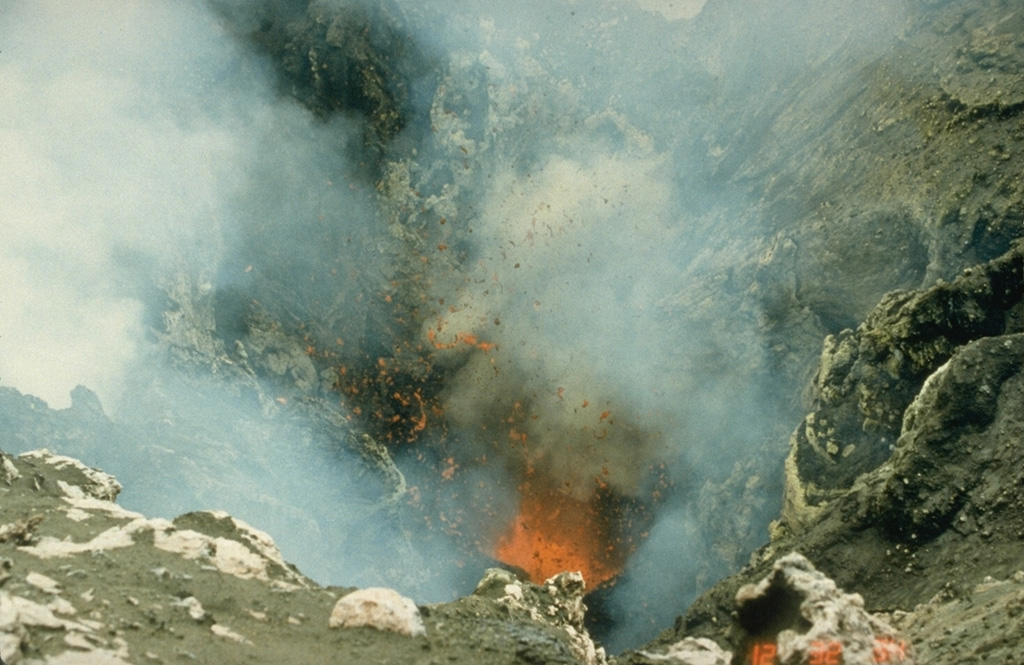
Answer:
0, 1, 367, 411
0, 0, 910, 653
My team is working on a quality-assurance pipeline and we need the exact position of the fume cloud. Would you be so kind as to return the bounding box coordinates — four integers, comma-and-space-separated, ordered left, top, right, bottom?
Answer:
0, 0, 372, 411
427, 149, 680, 499
1, 0, 911, 654
0, 0, 440, 599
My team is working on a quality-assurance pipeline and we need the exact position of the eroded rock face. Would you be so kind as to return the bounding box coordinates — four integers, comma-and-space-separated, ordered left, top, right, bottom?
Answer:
675, 325, 1024, 662
781, 242, 1022, 531
734, 553, 911, 665
619, 552, 913, 665
876, 332, 1024, 541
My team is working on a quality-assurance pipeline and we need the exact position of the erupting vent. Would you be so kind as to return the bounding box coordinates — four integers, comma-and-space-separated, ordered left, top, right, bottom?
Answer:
494, 486, 626, 586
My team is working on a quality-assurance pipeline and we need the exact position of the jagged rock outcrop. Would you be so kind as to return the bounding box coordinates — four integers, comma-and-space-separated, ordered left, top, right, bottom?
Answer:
732, 553, 911, 665
782, 242, 1023, 531
473, 568, 607, 665
617, 553, 913, 665
668, 288, 1024, 661
0, 449, 607, 665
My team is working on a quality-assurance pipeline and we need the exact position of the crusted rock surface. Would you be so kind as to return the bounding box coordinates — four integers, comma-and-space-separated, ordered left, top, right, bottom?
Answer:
618, 553, 913, 665
733, 553, 911, 665
783, 242, 1022, 529
670, 292, 1024, 663
0, 449, 604, 665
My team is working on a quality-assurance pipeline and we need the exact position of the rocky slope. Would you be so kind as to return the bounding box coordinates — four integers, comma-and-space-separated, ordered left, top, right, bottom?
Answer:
4, 441, 1020, 665
1, 449, 606, 665
647, 242, 1024, 662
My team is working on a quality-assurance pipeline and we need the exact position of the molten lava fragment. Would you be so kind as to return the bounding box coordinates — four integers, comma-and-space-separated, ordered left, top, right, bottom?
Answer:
494, 490, 624, 587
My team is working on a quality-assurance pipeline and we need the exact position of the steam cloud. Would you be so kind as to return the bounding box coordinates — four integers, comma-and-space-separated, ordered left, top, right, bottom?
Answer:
1, 0, 907, 653
0, 1, 374, 409
0, 0, 413, 593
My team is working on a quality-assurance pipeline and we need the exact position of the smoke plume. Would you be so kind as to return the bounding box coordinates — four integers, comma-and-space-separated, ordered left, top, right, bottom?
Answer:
1, 0, 909, 653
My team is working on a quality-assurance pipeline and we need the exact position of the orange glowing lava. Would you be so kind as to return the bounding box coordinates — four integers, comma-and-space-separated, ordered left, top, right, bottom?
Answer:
494, 488, 624, 587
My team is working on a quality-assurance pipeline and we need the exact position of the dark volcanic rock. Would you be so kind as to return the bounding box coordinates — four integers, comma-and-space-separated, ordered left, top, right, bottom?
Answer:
783, 242, 1023, 528
891, 571, 1024, 665
653, 2, 1024, 656
717, 0, 1024, 390
213, 0, 432, 149
876, 332, 1024, 542
672, 328, 1024, 657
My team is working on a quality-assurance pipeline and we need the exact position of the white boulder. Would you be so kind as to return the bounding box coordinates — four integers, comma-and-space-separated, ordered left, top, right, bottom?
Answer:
328, 587, 425, 637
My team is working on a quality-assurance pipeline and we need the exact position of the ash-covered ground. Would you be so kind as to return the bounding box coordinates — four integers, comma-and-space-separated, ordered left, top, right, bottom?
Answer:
1, 0, 1023, 659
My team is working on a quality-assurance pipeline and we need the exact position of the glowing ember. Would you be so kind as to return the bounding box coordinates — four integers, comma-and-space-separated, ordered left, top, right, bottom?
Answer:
494, 487, 625, 587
